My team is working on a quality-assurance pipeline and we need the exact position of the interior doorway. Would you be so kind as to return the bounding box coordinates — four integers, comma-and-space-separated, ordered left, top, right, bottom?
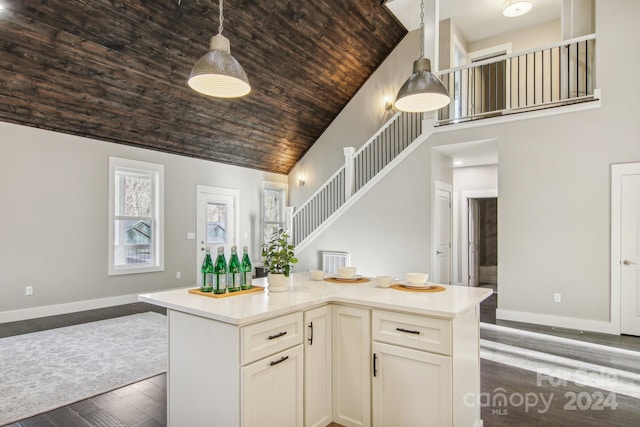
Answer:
468, 197, 498, 291
460, 189, 498, 288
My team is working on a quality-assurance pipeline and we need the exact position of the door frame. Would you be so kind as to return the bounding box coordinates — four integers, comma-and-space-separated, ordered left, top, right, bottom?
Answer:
196, 185, 240, 285
432, 180, 452, 285
460, 190, 497, 287
611, 163, 640, 335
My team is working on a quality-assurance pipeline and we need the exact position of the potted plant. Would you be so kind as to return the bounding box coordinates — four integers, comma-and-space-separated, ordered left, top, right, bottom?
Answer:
261, 229, 298, 292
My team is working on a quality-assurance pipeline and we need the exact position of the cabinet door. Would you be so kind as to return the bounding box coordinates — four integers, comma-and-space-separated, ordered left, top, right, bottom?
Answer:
332, 305, 371, 427
241, 345, 303, 427
372, 342, 452, 427
304, 306, 332, 427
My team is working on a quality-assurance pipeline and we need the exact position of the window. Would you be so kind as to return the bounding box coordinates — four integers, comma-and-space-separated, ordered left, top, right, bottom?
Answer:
207, 202, 227, 244
109, 157, 164, 275
262, 181, 288, 242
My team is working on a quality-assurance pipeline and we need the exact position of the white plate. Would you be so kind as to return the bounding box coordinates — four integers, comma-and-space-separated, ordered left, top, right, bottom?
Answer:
333, 274, 362, 281
398, 281, 435, 288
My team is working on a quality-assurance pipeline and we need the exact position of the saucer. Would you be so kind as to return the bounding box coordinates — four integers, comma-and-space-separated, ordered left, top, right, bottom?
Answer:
397, 281, 434, 288
333, 274, 362, 281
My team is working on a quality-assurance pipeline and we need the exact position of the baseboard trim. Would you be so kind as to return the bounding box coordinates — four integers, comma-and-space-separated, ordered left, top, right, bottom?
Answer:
0, 293, 140, 323
496, 308, 619, 335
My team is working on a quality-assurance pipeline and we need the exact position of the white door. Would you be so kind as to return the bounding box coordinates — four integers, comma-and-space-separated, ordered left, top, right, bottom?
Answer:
196, 185, 239, 286
620, 174, 640, 335
468, 199, 480, 287
433, 184, 452, 285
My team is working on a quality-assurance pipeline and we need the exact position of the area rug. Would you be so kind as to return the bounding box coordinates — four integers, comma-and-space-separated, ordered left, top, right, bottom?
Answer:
0, 311, 167, 425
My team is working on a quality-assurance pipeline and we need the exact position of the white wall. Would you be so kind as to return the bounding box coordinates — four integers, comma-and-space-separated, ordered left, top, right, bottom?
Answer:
0, 122, 286, 316
467, 19, 561, 55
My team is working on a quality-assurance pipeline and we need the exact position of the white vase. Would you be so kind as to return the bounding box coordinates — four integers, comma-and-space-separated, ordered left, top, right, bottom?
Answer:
268, 273, 289, 292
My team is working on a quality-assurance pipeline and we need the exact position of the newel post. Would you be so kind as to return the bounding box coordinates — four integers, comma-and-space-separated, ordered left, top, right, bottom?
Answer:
343, 147, 355, 200
285, 206, 294, 237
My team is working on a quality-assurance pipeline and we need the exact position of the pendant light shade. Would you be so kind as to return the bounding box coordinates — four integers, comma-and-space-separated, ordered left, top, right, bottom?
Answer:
187, 0, 250, 98
188, 34, 250, 98
502, 0, 532, 17
395, 58, 450, 112
395, 0, 449, 113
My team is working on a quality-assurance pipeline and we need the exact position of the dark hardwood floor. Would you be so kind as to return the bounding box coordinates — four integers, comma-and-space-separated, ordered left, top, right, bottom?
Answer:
3, 293, 640, 427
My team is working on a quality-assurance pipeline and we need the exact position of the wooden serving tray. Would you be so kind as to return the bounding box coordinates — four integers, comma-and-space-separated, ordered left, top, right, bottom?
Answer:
390, 284, 445, 293
189, 286, 265, 298
324, 277, 371, 284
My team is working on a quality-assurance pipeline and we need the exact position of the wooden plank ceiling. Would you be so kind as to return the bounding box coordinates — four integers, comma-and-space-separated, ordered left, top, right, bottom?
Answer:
0, 0, 406, 174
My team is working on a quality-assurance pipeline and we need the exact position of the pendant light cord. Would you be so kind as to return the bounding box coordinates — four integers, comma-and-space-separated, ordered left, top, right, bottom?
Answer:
419, 0, 424, 59
218, 0, 224, 35
176, 0, 224, 35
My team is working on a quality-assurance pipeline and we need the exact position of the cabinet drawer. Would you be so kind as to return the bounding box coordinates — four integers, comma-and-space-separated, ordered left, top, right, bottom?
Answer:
241, 312, 303, 365
372, 310, 451, 355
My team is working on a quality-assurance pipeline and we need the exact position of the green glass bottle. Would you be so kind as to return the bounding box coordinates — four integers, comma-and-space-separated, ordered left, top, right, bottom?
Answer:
240, 246, 252, 290
200, 247, 214, 292
228, 246, 241, 292
213, 246, 227, 294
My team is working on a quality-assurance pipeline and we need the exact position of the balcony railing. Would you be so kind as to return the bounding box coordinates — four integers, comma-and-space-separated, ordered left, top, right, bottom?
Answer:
437, 34, 596, 125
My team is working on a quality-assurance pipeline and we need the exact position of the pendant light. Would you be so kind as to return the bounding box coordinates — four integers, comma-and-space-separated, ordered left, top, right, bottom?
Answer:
395, 0, 450, 113
502, 0, 532, 17
188, 0, 251, 98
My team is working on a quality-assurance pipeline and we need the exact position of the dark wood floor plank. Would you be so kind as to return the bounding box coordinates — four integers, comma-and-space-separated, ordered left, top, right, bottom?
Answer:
13, 414, 57, 427
88, 393, 151, 426
42, 407, 93, 427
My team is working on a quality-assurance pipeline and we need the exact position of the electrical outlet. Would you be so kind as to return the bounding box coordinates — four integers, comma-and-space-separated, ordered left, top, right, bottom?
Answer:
176, 271, 181, 279
25, 286, 34, 296
554, 293, 561, 303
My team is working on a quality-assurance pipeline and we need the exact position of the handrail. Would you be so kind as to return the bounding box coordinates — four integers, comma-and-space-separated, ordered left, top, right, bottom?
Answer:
438, 33, 596, 75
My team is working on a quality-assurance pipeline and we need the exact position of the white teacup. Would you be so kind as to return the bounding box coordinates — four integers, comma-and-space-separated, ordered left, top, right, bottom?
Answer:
376, 276, 392, 288
309, 270, 324, 281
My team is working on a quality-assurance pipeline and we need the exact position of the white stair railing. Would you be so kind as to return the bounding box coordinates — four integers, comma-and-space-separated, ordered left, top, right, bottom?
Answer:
291, 111, 422, 247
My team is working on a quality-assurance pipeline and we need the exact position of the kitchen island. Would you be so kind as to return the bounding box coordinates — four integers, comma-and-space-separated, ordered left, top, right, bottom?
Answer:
139, 273, 492, 427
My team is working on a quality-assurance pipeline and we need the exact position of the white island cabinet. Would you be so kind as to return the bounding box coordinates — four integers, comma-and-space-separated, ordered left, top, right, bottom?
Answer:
139, 273, 491, 427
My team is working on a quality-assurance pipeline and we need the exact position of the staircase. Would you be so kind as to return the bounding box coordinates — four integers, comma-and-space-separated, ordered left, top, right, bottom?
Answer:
290, 111, 425, 250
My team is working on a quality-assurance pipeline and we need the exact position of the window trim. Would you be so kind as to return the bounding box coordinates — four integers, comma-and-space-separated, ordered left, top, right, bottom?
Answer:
108, 157, 164, 276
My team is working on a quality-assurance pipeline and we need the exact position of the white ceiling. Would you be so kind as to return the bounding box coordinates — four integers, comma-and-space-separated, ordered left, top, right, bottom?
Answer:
385, 0, 561, 42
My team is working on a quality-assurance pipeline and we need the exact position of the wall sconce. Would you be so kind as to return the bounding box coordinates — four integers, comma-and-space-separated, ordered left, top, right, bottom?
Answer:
384, 97, 394, 112
298, 176, 306, 187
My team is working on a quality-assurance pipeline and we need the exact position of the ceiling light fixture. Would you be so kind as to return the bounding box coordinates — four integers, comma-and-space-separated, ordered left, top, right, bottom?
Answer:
187, 0, 250, 98
395, 0, 450, 113
502, 0, 532, 17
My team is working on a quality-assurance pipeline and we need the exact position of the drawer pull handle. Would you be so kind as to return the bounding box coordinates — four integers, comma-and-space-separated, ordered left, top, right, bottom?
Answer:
308, 321, 314, 345
270, 355, 289, 366
268, 331, 287, 340
373, 353, 378, 377
396, 327, 420, 335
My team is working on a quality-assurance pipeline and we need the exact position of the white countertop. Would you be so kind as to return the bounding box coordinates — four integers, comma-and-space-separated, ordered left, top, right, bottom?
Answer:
138, 272, 492, 326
